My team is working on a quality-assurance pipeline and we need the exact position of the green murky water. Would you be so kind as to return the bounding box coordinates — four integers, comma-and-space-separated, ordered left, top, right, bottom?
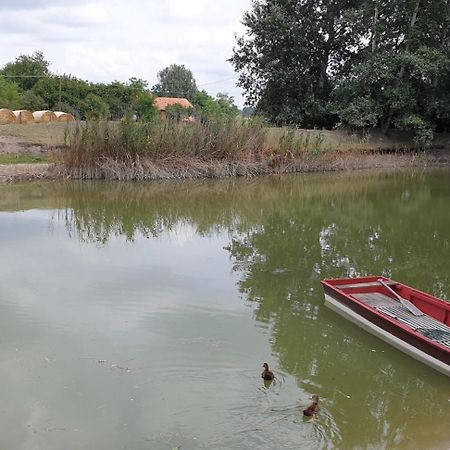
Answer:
0, 169, 449, 449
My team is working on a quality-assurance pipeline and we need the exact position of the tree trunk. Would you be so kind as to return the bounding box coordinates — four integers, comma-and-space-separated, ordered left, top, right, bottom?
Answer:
372, 5, 379, 52
382, 0, 421, 134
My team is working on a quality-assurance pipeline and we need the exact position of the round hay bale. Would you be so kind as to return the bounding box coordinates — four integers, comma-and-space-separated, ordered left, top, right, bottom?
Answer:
13, 110, 35, 124
54, 111, 75, 122
33, 110, 57, 123
0, 108, 17, 124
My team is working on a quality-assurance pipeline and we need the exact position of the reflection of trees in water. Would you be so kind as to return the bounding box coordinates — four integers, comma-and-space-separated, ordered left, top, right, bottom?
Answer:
225, 171, 449, 448
3, 170, 449, 447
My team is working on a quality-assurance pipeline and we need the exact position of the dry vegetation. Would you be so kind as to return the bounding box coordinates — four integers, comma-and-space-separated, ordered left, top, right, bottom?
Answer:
60, 118, 449, 180
0, 119, 449, 182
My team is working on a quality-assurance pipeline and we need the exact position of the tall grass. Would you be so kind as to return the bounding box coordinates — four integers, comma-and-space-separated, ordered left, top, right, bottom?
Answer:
65, 117, 267, 164
61, 117, 346, 180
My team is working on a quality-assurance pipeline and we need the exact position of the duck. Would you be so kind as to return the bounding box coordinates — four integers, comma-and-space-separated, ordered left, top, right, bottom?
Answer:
303, 394, 320, 417
261, 362, 275, 381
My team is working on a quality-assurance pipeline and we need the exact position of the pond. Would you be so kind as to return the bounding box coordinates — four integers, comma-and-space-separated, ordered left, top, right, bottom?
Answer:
0, 169, 449, 449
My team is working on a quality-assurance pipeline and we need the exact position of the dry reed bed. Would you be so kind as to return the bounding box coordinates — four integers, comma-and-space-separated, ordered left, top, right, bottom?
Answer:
60, 118, 433, 180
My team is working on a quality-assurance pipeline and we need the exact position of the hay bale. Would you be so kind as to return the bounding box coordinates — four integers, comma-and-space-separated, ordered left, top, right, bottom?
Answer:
54, 111, 75, 122
13, 110, 35, 124
0, 108, 17, 124
33, 110, 57, 123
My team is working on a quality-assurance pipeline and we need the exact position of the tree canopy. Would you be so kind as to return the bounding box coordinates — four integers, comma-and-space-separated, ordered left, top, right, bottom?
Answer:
1, 51, 50, 91
231, 0, 450, 147
0, 53, 238, 122
152, 64, 199, 101
0, 78, 21, 109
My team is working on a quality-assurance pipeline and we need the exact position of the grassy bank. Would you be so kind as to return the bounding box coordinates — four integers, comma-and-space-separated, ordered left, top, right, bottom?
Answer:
0, 154, 48, 164
1, 119, 449, 181
61, 118, 440, 180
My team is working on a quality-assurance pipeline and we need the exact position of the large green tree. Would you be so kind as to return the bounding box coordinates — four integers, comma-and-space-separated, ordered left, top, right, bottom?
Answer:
231, 0, 450, 146
230, 0, 361, 127
1, 51, 50, 91
152, 64, 198, 101
333, 0, 450, 147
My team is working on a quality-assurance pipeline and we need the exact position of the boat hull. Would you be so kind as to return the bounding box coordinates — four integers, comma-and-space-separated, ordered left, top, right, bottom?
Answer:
325, 293, 450, 377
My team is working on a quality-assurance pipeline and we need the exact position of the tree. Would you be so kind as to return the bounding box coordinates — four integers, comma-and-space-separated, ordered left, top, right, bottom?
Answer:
99, 81, 132, 119
192, 90, 239, 118
20, 91, 48, 111
152, 64, 198, 101
1, 51, 50, 91
332, 0, 450, 148
31, 75, 91, 115
215, 93, 239, 117
81, 93, 110, 120
128, 78, 158, 122
0, 78, 21, 109
231, 0, 450, 146
230, 0, 360, 127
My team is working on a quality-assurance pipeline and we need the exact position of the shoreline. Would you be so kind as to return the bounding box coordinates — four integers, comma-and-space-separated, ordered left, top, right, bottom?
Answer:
1, 125, 449, 183
1, 149, 450, 183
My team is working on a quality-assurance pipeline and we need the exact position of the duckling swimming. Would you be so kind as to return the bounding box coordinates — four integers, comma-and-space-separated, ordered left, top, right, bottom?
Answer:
261, 362, 274, 381
303, 394, 320, 417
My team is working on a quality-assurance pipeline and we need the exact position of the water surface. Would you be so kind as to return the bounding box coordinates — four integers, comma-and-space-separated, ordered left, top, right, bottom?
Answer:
0, 169, 449, 449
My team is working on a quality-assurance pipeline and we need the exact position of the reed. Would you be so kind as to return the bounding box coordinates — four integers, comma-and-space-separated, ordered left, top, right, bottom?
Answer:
64, 116, 267, 165
61, 117, 398, 180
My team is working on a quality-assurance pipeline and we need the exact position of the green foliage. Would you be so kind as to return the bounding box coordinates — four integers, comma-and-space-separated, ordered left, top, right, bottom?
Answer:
0, 154, 48, 164
0, 78, 21, 109
395, 115, 434, 150
1, 51, 50, 91
231, 0, 450, 141
332, 89, 380, 130
192, 90, 239, 119
230, 0, 357, 127
20, 90, 47, 111
127, 78, 158, 122
82, 93, 110, 120
152, 64, 198, 101
166, 104, 193, 121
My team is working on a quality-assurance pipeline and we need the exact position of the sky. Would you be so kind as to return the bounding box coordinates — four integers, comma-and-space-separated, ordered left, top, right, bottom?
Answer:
0, 0, 253, 107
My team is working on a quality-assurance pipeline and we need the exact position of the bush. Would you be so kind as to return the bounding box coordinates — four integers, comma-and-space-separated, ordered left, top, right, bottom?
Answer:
81, 93, 110, 120
395, 115, 434, 150
0, 78, 21, 109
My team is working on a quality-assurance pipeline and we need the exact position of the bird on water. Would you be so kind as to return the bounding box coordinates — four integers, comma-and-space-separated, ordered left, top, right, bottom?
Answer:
261, 362, 275, 381
303, 394, 320, 417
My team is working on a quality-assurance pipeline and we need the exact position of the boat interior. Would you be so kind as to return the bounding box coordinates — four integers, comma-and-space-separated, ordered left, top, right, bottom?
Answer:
352, 292, 450, 349
325, 277, 450, 349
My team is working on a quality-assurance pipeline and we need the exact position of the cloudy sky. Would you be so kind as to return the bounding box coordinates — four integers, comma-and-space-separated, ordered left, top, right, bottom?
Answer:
0, 0, 252, 106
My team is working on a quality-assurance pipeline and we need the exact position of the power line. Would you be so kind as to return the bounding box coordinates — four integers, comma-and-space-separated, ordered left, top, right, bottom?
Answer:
197, 76, 238, 87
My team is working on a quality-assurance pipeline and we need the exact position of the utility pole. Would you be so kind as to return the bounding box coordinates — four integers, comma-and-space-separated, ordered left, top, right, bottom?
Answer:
59, 76, 62, 110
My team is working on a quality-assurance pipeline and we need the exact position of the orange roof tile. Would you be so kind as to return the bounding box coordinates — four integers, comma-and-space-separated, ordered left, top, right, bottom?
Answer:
154, 97, 193, 111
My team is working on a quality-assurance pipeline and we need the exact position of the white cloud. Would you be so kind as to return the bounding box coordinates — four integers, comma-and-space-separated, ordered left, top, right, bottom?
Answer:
0, 0, 252, 106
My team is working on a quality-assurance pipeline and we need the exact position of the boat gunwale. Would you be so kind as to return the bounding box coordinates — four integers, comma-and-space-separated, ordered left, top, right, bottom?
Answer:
321, 276, 450, 363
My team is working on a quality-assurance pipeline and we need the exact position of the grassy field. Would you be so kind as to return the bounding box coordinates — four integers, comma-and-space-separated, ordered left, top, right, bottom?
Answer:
0, 122, 78, 146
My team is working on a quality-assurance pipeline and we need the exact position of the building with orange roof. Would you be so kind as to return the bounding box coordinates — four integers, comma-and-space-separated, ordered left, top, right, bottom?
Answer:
153, 97, 194, 121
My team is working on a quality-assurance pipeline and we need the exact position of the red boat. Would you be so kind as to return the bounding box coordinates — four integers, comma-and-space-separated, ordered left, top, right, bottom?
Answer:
321, 276, 450, 376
